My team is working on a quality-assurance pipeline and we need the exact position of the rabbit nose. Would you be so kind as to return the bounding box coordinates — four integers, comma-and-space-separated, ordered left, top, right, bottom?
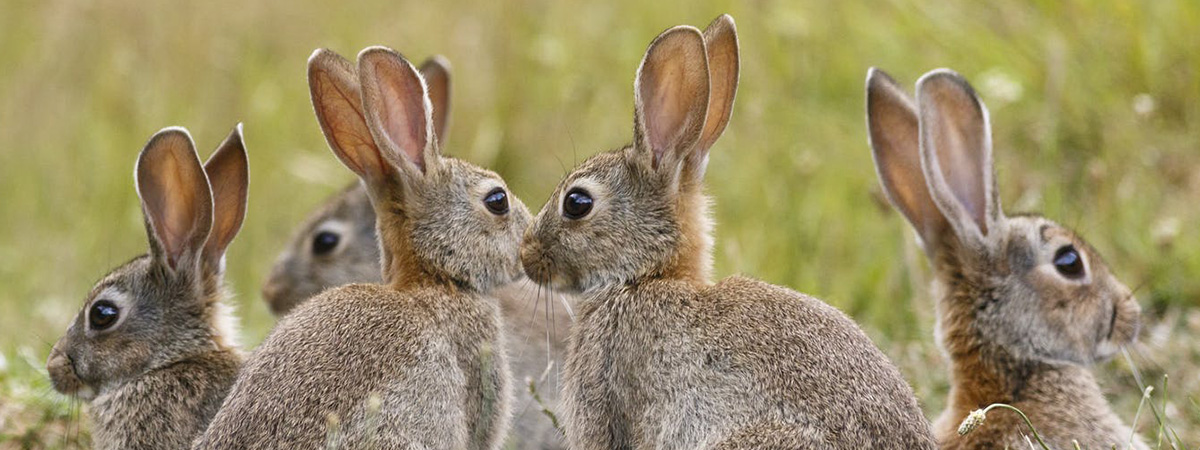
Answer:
261, 281, 284, 304
46, 345, 67, 371
45, 345, 85, 396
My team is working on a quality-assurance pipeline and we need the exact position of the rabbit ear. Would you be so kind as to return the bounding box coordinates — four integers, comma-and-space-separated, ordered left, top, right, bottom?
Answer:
692, 14, 738, 165
419, 56, 452, 147
358, 46, 437, 176
866, 68, 950, 251
201, 123, 249, 275
135, 127, 214, 272
308, 48, 395, 185
916, 69, 1003, 248
633, 25, 710, 171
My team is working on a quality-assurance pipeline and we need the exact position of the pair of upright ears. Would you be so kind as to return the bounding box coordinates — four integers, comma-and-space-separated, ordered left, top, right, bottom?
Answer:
307, 47, 451, 192
634, 14, 740, 179
137, 125, 249, 276
867, 68, 1003, 254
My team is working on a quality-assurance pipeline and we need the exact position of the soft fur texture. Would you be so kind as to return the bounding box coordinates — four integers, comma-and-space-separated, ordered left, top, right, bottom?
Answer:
866, 68, 1145, 449
46, 126, 248, 449
263, 183, 570, 449
520, 15, 935, 449
263, 193, 569, 448
196, 47, 529, 449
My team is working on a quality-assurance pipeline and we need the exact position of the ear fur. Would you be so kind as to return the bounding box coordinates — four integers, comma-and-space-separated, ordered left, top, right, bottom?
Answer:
419, 56, 452, 147
357, 46, 437, 177
688, 14, 739, 178
135, 127, 214, 272
201, 123, 249, 274
915, 69, 1002, 247
308, 48, 395, 185
866, 68, 949, 251
633, 25, 710, 171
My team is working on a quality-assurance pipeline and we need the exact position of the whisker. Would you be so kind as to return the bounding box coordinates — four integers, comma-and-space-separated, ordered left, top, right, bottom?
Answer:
545, 281, 553, 369
557, 292, 576, 322
550, 151, 568, 177
562, 117, 578, 168
1129, 277, 1151, 297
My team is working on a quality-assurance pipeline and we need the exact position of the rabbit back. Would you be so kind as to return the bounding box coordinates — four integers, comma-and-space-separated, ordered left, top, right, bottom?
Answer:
563, 276, 934, 449
197, 283, 510, 449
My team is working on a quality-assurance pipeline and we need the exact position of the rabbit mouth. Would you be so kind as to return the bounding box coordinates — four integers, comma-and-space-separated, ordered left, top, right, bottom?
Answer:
1095, 301, 1134, 360
47, 353, 96, 400
1106, 303, 1119, 341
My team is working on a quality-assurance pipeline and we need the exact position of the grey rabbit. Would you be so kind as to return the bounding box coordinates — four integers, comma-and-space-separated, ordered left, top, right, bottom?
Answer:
866, 68, 1145, 449
519, 15, 936, 449
260, 56, 570, 450
47, 125, 249, 449
196, 46, 530, 449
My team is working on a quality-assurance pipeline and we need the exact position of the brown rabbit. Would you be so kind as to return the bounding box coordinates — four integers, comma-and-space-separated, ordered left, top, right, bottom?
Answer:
46, 125, 248, 449
196, 46, 531, 449
260, 57, 570, 449
866, 68, 1145, 449
519, 15, 936, 449
259, 55, 453, 317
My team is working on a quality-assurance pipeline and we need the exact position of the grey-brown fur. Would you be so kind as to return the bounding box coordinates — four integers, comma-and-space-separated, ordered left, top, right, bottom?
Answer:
46, 125, 248, 449
520, 15, 935, 449
262, 183, 571, 449
196, 47, 529, 448
866, 68, 1145, 449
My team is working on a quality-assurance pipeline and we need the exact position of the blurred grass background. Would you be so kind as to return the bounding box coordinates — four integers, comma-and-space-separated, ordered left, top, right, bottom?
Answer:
1, 0, 1197, 447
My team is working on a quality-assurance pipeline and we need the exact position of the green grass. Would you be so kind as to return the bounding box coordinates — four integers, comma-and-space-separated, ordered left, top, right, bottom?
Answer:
0, 0, 1197, 447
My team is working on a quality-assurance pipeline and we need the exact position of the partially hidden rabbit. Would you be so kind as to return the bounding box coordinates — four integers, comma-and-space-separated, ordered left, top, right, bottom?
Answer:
519, 15, 936, 449
260, 56, 570, 450
865, 68, 1145, 449
46, 125, 249, 450
196, 46, 531, 449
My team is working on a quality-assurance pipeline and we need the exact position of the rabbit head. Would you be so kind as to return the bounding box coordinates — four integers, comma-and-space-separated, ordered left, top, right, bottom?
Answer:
308, 47, 530, 293
521, 15, 738, 293
262, 57, 452, 315
47, 125, 247, 400
866, 68, 1140, 366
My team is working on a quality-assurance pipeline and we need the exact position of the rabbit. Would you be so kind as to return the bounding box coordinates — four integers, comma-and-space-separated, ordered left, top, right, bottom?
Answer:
260, 56, 570, 449
45, 125, 249, 450
259, 55, 453, 317
196, 46, 531, 449
865, 68, 1145, 449
518, 15, 936, 449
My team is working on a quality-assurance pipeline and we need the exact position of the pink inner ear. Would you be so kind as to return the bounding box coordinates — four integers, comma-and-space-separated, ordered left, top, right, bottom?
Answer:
643, 64, 688, 156
930, 90, 989, 233
376, 61, 429, 172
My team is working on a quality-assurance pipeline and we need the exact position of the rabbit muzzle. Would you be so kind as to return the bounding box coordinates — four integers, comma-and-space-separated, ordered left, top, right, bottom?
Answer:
1096, 294, 1142, 359
46, 345, 96, 400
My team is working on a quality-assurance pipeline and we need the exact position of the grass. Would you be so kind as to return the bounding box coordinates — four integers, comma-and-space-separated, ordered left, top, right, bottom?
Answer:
0, 0, 1197, 447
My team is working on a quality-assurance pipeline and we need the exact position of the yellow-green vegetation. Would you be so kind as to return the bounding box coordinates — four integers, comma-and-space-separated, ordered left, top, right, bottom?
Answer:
0, 0, 1196, 447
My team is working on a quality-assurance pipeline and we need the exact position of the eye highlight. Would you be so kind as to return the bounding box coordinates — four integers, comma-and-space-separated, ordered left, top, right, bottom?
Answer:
484, 188, 509, 215
562, 189, 593, 220
89, 300, 120, 331
312, 231, 340, 255
1053, 245, 1085, 279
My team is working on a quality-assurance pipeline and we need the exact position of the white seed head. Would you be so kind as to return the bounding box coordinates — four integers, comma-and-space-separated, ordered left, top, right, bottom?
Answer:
957, 409, 988, 435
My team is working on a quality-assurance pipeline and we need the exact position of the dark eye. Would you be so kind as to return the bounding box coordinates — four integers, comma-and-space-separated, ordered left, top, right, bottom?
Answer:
1053, 245, 1085, 279
312, 231, 340, 255
89, 300, 120, 331
484, 188, 509, 215
563, 189, 593, 220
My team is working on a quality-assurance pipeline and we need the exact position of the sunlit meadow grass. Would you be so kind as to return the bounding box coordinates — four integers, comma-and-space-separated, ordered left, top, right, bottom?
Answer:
0, 0, 1196, 447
